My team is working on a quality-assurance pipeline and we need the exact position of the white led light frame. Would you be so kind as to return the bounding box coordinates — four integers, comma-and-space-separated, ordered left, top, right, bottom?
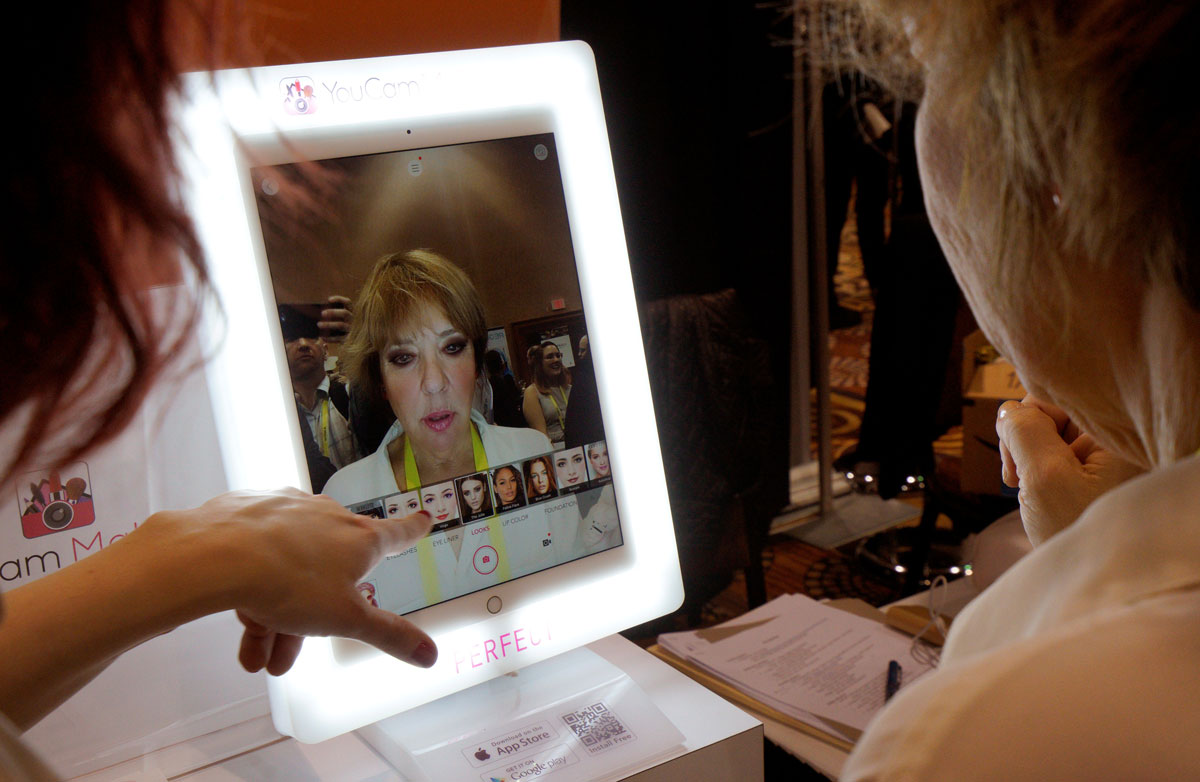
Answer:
176, 42, 682, 743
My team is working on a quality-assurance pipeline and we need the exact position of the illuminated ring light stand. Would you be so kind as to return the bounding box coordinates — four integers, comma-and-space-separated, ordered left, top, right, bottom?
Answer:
177, 40, 685, 767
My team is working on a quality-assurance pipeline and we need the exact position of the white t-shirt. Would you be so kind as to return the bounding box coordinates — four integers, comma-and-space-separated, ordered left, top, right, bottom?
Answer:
843, 453, 1200, 780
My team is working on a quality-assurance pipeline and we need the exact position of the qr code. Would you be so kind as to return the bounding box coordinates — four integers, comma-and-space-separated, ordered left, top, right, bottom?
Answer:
561, 702, 628, 749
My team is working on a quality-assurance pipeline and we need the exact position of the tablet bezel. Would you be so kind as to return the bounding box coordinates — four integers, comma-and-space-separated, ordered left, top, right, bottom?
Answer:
177, 42, 682, 743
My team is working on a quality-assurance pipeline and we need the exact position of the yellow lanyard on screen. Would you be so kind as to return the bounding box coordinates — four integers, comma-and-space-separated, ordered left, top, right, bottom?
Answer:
317, 397, 331, 458
405, 423, 511, 600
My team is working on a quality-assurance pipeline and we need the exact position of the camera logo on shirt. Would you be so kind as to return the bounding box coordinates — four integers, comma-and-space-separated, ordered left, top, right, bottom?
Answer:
17, 462, 97, 539
281, 76, 317, 115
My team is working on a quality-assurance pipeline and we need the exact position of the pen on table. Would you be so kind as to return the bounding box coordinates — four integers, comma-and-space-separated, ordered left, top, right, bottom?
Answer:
885, 660, 903, 702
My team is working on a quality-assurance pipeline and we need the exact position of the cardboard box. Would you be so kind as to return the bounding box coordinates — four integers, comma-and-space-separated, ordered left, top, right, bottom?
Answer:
960, 331, 1025, 495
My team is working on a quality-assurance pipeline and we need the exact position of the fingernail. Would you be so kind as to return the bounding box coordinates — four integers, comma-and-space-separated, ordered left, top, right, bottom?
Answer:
413, 640, 438, 668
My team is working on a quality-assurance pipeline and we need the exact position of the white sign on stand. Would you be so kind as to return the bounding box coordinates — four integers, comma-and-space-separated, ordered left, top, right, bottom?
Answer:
358, 646, 684, 781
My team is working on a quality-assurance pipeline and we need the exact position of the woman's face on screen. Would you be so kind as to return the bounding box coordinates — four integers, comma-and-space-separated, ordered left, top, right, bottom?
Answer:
495, 468, 520, 504
530, 461, 551, 495
385, 491, 421, 518
422, 482, 459, 523
541, 345, 563, 376
587, 443, 609, 477
461, 478, 486, 512
555, 448, 586, 487
381, 301, 476, 460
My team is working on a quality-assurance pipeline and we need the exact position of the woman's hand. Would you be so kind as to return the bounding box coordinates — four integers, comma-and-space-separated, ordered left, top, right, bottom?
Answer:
996, 397, 1143, 545
0, 489, 436, 729
161, 489, 437, 674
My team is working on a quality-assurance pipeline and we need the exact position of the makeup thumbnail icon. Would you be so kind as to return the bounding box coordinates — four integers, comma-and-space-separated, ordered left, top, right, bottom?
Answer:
18, 462, 96, 539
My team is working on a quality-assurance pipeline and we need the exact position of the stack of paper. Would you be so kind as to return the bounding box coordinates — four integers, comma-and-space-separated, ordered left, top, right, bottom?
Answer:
656, 594, 936, 746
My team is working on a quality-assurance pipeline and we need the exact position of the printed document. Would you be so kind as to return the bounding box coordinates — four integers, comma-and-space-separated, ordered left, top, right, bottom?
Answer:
660, 594, 936, 739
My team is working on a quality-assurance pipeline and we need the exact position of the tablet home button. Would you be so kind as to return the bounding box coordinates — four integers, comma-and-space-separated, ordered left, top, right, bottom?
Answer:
486, 596, 503, 614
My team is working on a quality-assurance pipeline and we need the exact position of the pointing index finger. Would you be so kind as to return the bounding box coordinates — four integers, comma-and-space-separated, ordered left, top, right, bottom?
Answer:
370, 510, 433, 554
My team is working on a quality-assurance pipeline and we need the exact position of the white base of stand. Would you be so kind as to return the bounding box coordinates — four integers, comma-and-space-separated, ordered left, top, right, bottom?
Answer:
358, 645, 684, 781
72, 636, 762, 782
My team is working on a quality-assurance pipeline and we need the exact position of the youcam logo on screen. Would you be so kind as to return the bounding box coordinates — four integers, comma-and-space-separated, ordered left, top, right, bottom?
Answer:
320, 76, 422, 105
280, 76, 317, 115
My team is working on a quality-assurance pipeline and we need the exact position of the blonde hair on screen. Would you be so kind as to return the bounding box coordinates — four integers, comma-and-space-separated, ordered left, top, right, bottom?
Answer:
341, 249, 487, 400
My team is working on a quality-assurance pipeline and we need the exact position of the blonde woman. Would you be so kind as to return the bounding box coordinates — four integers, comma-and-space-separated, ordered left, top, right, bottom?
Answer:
329, 250, 552, 500
841, 3, 1200, 779
324, 250, 555, 602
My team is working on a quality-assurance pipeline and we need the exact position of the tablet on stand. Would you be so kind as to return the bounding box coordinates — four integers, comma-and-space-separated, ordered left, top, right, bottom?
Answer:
178, 41, 687, 775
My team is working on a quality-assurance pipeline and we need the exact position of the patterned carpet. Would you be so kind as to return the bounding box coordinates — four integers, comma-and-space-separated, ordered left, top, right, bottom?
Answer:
697, 538, 906, 627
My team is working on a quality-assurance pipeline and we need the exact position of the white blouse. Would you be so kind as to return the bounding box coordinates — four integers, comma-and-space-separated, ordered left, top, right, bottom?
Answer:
844, 453, 1200, 780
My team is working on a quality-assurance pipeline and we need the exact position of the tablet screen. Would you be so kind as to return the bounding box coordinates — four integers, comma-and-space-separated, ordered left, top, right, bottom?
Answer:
250, 133, 623, 615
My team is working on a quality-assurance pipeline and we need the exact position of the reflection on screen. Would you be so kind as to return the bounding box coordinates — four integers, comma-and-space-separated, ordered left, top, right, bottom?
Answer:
252, 134, 623, 615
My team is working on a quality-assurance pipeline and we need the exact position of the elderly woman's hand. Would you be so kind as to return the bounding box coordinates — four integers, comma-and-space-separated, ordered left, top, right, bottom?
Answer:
996, 397, 1144, 545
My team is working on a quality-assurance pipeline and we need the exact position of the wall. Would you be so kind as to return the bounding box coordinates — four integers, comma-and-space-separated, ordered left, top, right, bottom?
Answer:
254, 135, 582, 345
184, 0, 559, 69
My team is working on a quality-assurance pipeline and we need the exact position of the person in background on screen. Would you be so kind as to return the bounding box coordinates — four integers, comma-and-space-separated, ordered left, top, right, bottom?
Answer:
280, 306, 360, 478
525, 345, 540, 379
564, 334, 604, 448
304, 295, 398, 455
0, 4, 438, 776
472, 370, 494, 424
522, 341, 572, 447
486, 350, 525, 428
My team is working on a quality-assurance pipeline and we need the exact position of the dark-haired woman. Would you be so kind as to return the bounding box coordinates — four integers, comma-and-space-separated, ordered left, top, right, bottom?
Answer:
522, 342, 572, 447
0, 6, 437, 775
